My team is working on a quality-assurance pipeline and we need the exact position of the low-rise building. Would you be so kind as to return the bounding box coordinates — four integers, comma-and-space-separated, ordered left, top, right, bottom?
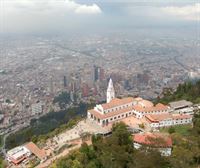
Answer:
133, 133, 172, 156
169, 100, 194, 115
31, 102, 44, 115
24, 142, 47, 162
6, 146, 31, 165
145, 113, 192, 128
133, 103, 169, 118
6, 142, 47, 166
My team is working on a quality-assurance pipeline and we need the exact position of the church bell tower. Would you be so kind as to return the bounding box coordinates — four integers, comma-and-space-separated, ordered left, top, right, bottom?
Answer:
107, 78, 115, 103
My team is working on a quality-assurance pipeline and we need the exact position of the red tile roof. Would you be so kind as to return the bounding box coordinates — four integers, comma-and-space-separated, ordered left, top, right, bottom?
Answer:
10, 156, 27, 165
24, 142, 46, 160
101, 97, 134, 110
88, 106, 133, 119
145, 113, 192, 123
138, 100, 154, 108
145, 113, 172, 122
133, 133, 172, 147
133, 103, 169, 113
172, 114, 192, 120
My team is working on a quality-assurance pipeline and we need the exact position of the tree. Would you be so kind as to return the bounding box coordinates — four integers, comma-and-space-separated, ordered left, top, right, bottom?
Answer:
5, 99, 11, 104
0, 157, 6, 168
133, 149, 170, 168
168, 127, 175, 134
53, 92, 71, 109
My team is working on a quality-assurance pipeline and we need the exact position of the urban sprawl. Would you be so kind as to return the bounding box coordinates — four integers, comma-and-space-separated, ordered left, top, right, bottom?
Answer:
0, 35, 200, 167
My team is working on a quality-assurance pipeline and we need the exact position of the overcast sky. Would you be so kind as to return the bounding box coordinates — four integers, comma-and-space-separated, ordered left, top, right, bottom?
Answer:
0, 0, 199, 35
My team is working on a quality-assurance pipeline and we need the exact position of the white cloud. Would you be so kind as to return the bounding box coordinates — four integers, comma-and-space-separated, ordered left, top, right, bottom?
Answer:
63, 0, 102, 14
75, 4, 101, 14
161, 3, 200, 21
2, 0, 102, 15
0, 0, 102, 33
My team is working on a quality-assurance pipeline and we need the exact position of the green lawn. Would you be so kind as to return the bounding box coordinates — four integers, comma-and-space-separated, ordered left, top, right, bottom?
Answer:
160, 124, 192, 136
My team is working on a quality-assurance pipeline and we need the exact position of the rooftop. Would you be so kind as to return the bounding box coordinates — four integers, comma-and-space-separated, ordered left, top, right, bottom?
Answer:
133, 103, 169, 113
169, 100, 193, 109
101, 97, 135, 110
24, 142, 46, 160
7, 146, 30, 160
89, 106, 133, 119
138, 99, 154, 108
133, 133, 172, 147
145, 113, 192, 122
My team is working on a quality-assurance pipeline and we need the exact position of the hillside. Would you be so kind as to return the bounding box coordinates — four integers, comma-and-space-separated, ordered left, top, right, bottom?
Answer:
52, 80, 200, 168
157, 80, 200, 104
5, 103, 94, 150
52, 114, 200, 168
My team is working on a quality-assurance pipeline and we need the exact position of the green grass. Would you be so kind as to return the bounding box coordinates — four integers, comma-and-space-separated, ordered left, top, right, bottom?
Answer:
160, 124, 192, 136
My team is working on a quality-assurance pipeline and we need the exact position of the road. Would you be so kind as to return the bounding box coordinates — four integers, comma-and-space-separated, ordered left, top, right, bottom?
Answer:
0, 123, 28, 157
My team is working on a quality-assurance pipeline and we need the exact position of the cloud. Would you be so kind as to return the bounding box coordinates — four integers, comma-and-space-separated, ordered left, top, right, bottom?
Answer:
3, 0, 102, 15
63, 0, 102, 14
75, 4, 102, 14
161, 3, 200, 21
0, 0, 102, 33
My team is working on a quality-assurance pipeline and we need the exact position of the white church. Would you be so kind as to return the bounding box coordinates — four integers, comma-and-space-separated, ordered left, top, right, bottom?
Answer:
87, 78, 174, 127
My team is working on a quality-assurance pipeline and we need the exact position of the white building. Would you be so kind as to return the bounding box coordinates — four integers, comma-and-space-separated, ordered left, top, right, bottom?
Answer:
6, 142, 47, 165
133, 102, 170, 119
133, 133, 172, 156
7, 146, 31, 165
169, 100, 194, 115
87, 79, 169, 126
31, 102, 43, 115
145, 113, 193, 128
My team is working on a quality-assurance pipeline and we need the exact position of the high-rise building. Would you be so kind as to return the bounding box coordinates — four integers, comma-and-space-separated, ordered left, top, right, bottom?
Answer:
94, 65, 99, 82
99, 67, 105, 81
31, 102, 43, 115
93, 65, 105, 82
63, 76, 67, 88
50, 76, 54, 94
82, 83, 90, 97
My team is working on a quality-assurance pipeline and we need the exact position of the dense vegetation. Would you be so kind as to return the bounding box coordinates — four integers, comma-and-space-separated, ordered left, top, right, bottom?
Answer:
53, 92, 71, 109
0, 156, 6, 168
5, 103, 94, 149
160, 124, 192, 136
157, 80, 200, 104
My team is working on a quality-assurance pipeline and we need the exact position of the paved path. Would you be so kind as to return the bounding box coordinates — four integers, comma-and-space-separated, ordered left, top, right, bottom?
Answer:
36, 140, 82, 168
